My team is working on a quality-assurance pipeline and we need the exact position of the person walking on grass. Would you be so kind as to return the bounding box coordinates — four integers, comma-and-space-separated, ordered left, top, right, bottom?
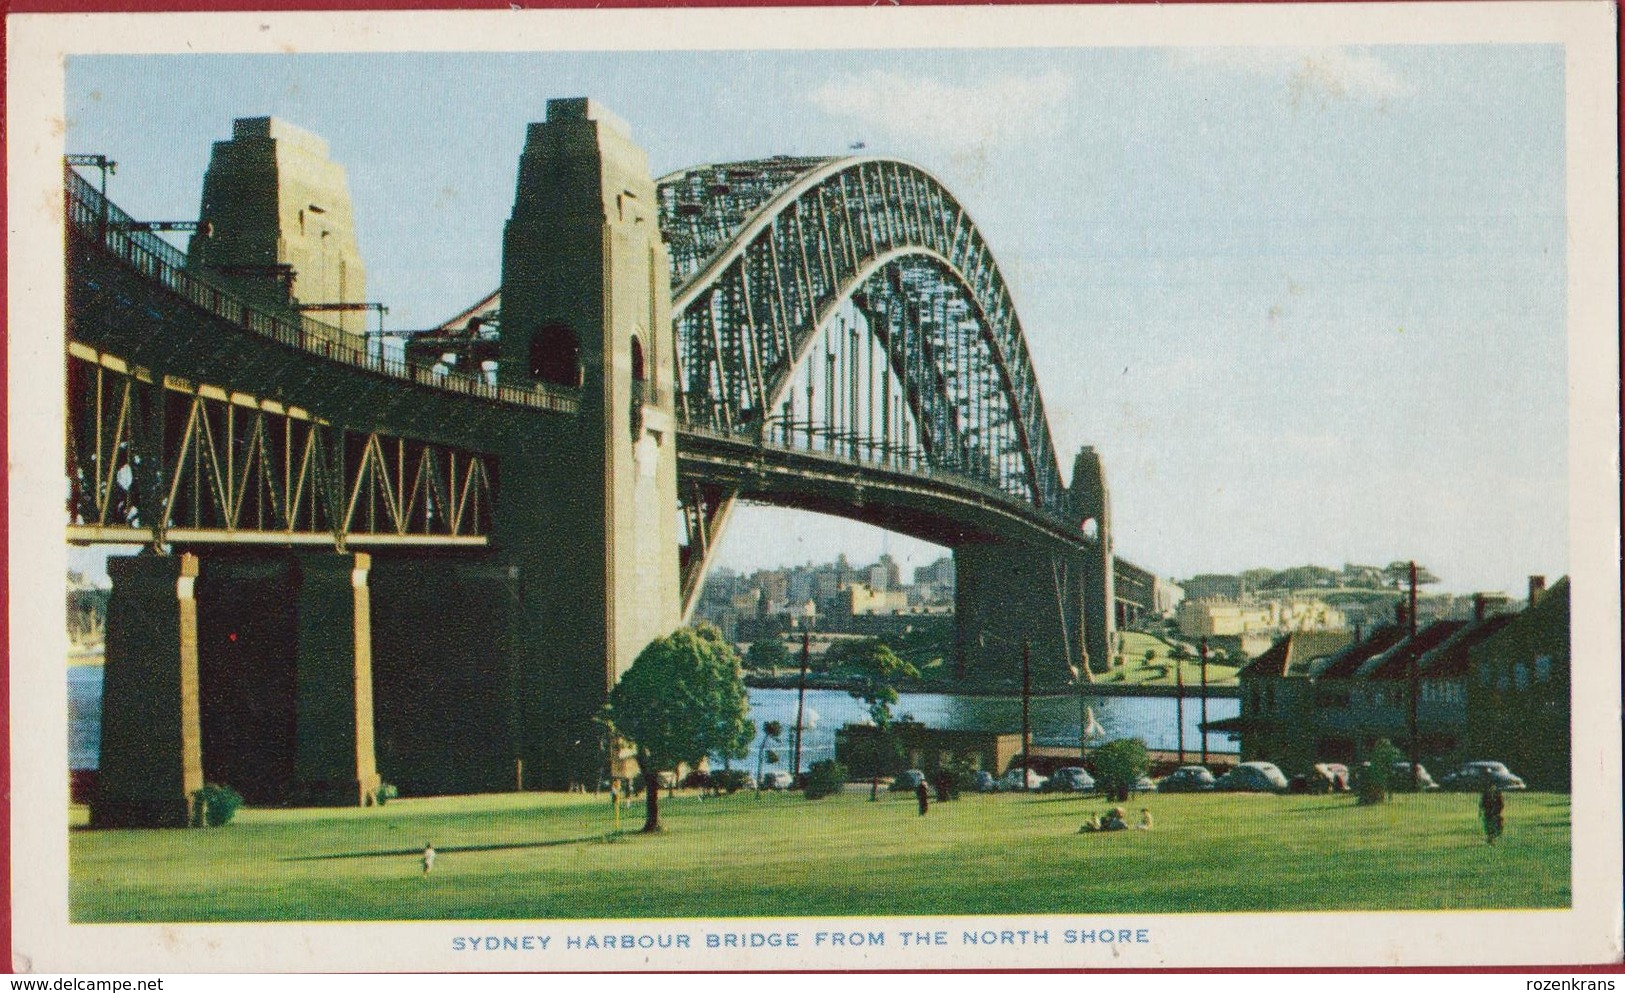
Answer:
1480, 786, 1505, 846
422, 842, 436, 875
915, 779, 930, 816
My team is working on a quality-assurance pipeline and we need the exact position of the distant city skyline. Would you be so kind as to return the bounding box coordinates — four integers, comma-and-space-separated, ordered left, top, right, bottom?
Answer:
64, 44, 1569, 596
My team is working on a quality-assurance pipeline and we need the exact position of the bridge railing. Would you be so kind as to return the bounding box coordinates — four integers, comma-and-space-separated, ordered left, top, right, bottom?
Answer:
65, 166, 576, 414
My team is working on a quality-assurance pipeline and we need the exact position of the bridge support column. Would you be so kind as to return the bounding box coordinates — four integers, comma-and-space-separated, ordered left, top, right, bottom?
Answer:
496, 97, 680, 788
292, 553, 381, 806
1070, 447, 1116, 675
955, 542, 1095, 685
92, 554, 204, 829
370, 559, 521, 796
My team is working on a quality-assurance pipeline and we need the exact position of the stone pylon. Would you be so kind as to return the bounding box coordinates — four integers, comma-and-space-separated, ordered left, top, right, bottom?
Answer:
497, 98, 681, 787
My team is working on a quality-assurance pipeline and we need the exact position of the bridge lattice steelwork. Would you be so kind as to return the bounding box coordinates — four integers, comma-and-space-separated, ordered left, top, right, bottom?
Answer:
657, 156, 1082, 607
658, 156, 1066, 512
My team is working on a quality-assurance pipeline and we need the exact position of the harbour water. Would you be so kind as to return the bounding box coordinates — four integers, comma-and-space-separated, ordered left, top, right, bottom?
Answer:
68, 668, 1236, 773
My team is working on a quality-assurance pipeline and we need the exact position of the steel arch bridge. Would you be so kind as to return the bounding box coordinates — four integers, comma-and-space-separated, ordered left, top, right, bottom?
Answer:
64, 103, 1143, 815
63, 149, 1129, 619
660, 155, 1063, 509
656, 155, 1090, 613
454, 155, 1103, 615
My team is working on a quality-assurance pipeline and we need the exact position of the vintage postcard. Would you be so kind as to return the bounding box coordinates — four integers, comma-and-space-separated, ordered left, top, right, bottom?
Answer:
7, 1, 1621, 973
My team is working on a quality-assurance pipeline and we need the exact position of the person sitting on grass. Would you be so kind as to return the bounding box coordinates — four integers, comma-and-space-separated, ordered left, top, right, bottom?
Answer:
1137, 808, 1154, 831
1101, 807, 1128, 831
1078, 813, 1101, 833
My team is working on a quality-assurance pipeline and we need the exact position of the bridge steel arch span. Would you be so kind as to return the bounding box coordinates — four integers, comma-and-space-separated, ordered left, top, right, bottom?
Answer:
658, 156, 1115, 684
657, 156, 1086, 614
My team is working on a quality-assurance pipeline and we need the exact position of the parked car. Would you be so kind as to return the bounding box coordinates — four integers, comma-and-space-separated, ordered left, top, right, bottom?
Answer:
997, 768, 1048, 792
759, 770, 794, 790
1387, 761, 1440, 792
1156, 766, 1217, 792
1289, 762, 1353, 794
972, 770, 997, 793
1038, 767, 1096, 793
1214, 761, 1290, 793
1440, 761, 1526, 791
888, 769, 927, 792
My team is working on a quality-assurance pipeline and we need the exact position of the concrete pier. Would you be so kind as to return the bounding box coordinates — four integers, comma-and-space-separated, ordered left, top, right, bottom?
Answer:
92, 554, 204, 829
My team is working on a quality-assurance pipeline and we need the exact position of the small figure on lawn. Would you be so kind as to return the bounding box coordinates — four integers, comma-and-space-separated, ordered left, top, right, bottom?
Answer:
1137, 808, 1154, 831
915, 779, 930, 816
1078, 813, 1101, 834
1480, 786, 1505, 846
1101, 807, 1128, 831
422, 842, 436, 875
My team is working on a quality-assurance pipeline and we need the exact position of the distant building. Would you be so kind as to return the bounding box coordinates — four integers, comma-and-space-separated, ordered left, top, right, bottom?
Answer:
1153, 577, 1185, 617
913, 556, 955, 598
1177, 598, 1345, 639
836, 722, 1023, 780
845, 583, 910, 616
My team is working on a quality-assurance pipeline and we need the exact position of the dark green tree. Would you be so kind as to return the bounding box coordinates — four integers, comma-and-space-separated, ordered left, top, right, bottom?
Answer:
1357, 738, 1405, 805
604, 627, 753, 832
744, 637, 792, 673
804, 759, 848, 800
1091, 738, 1151, 802
846, 640, 920, 800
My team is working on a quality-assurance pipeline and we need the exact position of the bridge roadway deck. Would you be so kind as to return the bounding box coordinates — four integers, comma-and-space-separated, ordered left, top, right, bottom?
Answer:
69, 199, 1156, 610
67, 221, 575, 456
675, 425, 1095, 552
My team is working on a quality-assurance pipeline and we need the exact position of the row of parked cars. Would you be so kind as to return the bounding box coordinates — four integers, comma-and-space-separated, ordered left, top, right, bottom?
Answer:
1154, 759, 1528, 794
873, 758, 1528, 797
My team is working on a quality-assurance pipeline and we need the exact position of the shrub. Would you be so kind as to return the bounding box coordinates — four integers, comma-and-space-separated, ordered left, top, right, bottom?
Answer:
190, 784, 243, 827
804, 759, 848, 800
374, 782, 398, 806
942, 755, 982, 799
1356, 738, 1405, 805
1091, 738, 1151, 802
711, 769, 753, 794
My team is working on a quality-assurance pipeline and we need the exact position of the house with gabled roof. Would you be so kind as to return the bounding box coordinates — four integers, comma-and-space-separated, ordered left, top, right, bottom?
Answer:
1206, 630, 1353, 771
1203, 580, 1569, 783
1463, 577, 1570, 789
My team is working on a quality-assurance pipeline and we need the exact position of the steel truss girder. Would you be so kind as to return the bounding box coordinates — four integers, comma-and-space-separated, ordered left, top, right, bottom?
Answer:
67, 344, 496, 548
676, 481, 738, 620
657, 156, 1068, 516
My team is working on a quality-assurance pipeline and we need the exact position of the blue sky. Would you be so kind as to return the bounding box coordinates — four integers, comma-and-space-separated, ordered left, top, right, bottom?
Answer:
65, 45, 1568, 594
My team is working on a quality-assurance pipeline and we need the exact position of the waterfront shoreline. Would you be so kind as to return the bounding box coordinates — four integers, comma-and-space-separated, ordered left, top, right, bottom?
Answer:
744, 675, 1241, 699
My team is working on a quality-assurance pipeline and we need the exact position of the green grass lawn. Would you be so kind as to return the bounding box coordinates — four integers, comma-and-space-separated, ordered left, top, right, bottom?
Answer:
1107, 631, 1242, 686
69, 788, 1569, 922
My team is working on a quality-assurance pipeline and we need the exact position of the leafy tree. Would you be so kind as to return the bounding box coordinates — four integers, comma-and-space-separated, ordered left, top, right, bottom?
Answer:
604, 627, 753, 832
756, 720, 783, 791
846, 640, 920, 800
744, 637, 791, 673
1091, 738, 1150, 802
